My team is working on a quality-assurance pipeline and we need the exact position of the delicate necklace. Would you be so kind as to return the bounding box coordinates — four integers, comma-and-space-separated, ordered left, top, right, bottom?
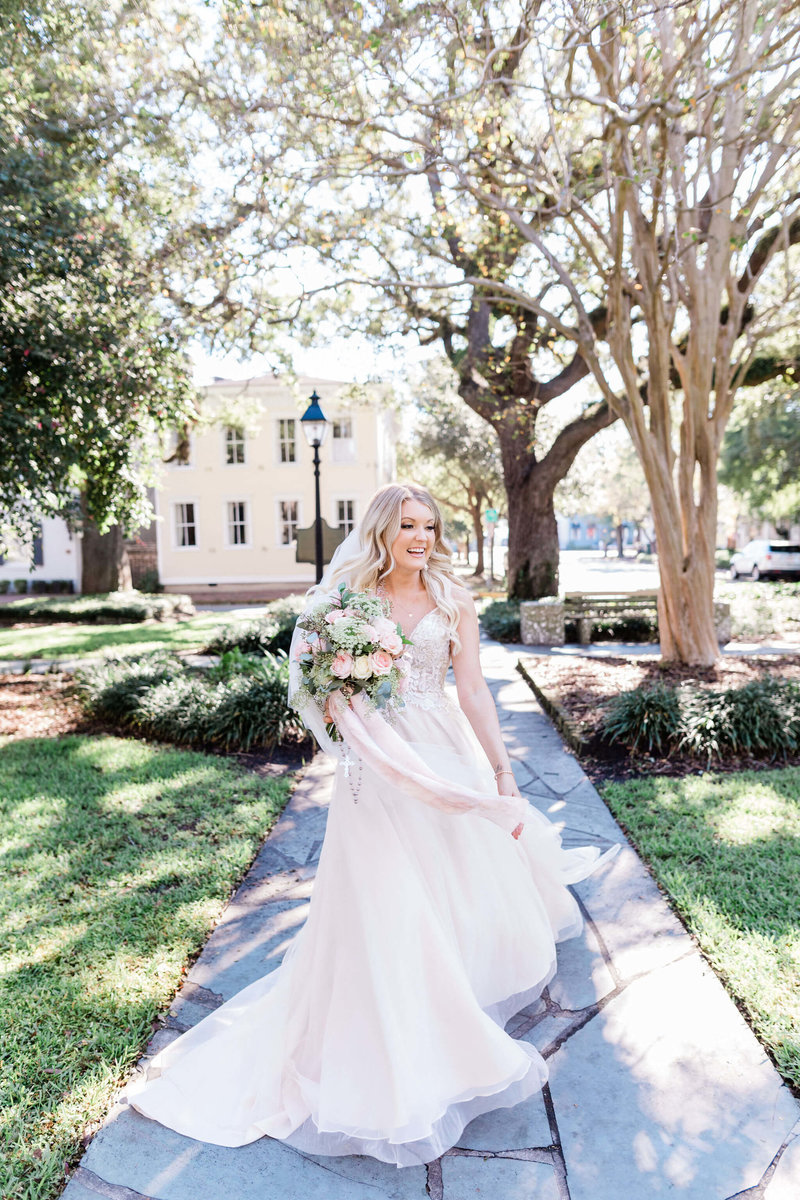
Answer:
377, 580, 424, 617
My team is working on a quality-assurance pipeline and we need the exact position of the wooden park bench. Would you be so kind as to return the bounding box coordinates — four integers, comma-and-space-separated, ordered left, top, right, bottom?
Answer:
520, 591, 731, 646
563, 590, 659, 644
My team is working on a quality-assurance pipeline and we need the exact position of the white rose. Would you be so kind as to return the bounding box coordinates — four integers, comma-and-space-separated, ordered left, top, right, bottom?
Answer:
351, 655, 373, 680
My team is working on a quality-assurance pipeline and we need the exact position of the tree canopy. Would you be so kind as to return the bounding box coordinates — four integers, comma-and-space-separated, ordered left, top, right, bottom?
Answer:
720, 385, 800, 525
150, 0, 800, 661
0, 0, 197, 550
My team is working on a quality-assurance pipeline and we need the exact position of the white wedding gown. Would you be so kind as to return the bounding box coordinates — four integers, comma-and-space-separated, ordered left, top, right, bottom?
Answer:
127, 610, 614, 1167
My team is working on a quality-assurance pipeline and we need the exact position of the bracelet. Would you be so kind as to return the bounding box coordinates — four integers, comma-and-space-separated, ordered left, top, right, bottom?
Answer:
494, 769, 515, 779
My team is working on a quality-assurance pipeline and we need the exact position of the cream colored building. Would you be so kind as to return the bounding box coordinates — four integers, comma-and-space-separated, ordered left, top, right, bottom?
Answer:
155, 374, 397, 598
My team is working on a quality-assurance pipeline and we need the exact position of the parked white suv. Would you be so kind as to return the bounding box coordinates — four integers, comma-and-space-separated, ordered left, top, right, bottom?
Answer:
729, 540, 800, 581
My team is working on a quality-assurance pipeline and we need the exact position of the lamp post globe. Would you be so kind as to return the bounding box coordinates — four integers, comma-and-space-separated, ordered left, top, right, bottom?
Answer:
300, 391, 329, 584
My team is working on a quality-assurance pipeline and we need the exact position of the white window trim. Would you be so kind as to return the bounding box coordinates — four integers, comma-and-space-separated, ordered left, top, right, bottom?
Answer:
223, 425, 247, 467
332, 497, 357, 535
330, 416, 356, 463
276, 497, 302, 546
276, 417, 298, 466
172, 499, 200, 551
223, 498, 252, 549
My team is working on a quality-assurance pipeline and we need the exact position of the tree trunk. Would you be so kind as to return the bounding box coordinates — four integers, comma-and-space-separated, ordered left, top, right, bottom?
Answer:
638, 455, 720, 666
470, 500, 485, 575
504, 475, 560, 599
616, 523, 624, 558
81, 503, 132, 594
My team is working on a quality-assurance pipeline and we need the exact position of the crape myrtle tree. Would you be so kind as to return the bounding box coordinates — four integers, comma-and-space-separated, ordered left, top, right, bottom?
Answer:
0, 1, 199, 589
168, 0, 800, 661
399, 363, 505, 576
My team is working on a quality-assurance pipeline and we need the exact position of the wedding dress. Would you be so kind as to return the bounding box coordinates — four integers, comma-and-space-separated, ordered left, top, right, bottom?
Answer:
126, 606, 615, 1167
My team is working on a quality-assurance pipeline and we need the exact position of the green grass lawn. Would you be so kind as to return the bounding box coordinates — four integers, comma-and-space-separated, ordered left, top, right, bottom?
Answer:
0, 735, 293, 1200
602, 768, 800, 1091
0, 613, 226, 661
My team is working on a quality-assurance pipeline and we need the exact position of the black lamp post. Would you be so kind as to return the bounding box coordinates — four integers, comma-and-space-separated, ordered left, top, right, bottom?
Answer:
300, 390, 329, 584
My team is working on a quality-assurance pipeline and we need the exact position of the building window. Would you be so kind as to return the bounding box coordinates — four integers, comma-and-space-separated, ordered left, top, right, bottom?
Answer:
225, 426, 246, 465
337, 499, 355, 535
278, 419, 296, 463
175, 503, 197, 548
331, 418, 355, 463
279, 500, 298, 544
167, 428, 192, 466
227, 501, 248, 546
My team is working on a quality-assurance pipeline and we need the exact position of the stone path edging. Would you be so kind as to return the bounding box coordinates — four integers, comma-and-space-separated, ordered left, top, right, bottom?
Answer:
59, 638, 800, 1200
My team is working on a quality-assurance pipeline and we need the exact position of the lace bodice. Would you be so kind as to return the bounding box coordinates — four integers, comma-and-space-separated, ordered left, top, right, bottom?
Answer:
400, 608, 454, 711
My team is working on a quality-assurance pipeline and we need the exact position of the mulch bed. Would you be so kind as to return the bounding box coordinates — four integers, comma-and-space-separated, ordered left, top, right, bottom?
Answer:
0, 672, 312, 773
0, 672, 91, 741
521, 652, 800, 784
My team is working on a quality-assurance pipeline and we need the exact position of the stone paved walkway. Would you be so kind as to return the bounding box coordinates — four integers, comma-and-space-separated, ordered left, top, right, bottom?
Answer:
61, 639, 800, 1200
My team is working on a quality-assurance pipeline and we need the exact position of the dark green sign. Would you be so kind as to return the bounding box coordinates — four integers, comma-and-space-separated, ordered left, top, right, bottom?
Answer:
295, 520, 347, 565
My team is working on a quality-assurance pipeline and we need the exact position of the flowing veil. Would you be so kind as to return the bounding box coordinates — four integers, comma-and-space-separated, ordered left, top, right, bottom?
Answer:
287, 528, 365, 761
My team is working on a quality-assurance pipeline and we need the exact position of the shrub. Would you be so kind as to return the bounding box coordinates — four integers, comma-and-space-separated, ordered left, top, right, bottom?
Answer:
480, 599, 521, 643
680, 677, 800, 760
75, 650, 301, 751
205, 596, 305, 657
12, 579, 28, 594
76, 652, 184, 723
601, 682, 682, 754
2, 590, 195, 623
569, 613, 659, 643
0, 581, 9, 594
137, 568, 162, 593
601, 675, 800, 760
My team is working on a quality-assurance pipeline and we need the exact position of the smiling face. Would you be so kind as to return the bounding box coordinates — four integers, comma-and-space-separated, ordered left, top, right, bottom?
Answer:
390, 498, 436, 574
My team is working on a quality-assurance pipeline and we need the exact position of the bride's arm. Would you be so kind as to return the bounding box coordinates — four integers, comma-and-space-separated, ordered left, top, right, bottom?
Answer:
451, 590, 524, 819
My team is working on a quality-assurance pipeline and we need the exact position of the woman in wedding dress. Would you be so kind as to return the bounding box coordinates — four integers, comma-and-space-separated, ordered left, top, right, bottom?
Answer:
127, 482, 616, 1167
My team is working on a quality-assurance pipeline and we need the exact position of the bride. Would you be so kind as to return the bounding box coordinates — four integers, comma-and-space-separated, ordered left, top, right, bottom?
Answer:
127, 482, 616, 1167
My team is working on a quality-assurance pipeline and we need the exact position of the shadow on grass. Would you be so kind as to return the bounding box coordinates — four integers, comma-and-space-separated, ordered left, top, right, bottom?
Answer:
0, 734, 294, 1198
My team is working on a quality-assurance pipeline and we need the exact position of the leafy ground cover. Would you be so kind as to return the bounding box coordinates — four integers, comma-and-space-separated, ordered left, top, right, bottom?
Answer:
0, 612, 224, 661
0, 734, 293, 1200
602, 770, 800, 1092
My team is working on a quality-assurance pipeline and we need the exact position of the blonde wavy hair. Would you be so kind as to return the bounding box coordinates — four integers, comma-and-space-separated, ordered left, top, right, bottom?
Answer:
311, 482, 463, 646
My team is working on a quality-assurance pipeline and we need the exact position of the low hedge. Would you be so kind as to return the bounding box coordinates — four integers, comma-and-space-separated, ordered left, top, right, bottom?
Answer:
2, 591, 195, 624
75, 650, 302, 751
566, 613, 659, 643
480, 599, 522, 642
602, 676, 800, 760
204, 595, 306, 657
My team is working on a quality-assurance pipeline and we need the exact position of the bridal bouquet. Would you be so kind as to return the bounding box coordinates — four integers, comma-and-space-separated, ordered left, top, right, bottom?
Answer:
293, 582, 412, 737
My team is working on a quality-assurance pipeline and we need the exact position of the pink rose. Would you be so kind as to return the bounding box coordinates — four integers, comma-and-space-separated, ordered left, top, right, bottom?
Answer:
374, 616, 397, 637
379, 630, 403, 655
359, 623, 378, 642
331, 651, 354, 678
294, 639, 312, 659
325, 610, 342, 624
370, 649, 393, 676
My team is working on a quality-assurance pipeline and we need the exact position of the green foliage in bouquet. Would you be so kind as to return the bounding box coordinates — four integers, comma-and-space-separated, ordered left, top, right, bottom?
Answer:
293, 583, 413, 738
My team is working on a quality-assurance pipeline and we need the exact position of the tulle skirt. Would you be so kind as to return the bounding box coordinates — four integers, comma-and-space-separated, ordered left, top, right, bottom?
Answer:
126, 699, 612, 1166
